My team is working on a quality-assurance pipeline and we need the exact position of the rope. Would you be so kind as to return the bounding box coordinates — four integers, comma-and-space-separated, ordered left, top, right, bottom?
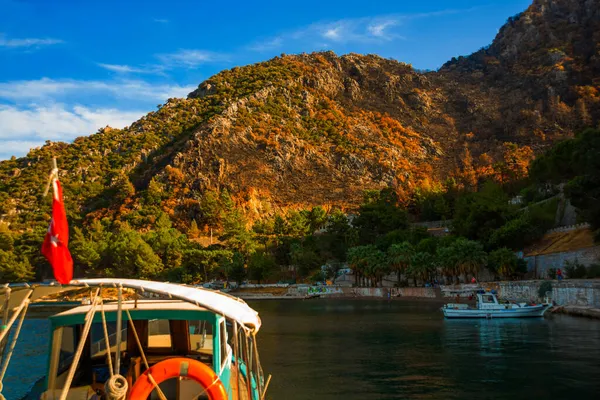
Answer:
100, 300, 114, 377
104, 374, 128, 400
0, 300, 29, 391
0, 291, 32, 345
100, 299, 128, 400
0, 288, 12, 363
114, 285, 123, 375
190, 375, 221, 400
58, 289, 99, 400
124, 309, 167, 400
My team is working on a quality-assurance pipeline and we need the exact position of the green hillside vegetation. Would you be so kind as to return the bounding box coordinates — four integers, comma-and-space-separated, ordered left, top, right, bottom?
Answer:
2, 129, 599, 284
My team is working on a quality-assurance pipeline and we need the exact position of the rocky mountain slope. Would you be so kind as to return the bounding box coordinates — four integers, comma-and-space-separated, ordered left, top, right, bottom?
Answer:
1, 0, 599, 232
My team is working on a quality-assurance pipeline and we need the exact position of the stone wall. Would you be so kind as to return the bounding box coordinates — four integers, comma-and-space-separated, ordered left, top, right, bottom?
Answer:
499, 280, 600, 307
395, 287, 437, 298
551, 281, 600, 308
439, 280, 600, 308
525, 246, 600, 278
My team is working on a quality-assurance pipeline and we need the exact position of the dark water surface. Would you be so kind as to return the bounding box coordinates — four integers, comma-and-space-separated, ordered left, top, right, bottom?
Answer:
249, 299, 600, 400
5, 299, 600, 399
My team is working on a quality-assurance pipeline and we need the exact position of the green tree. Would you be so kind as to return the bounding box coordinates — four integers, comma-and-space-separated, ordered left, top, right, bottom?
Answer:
488, 248, 520, 280
452, 238, 488, 282
71, 227, 101, 271
103, 229, 164, 279
113, 172, 135, 202
0, 250, 34, 283
200, 190, 223, 241
530, 129, 600, 236
219, 208, 256, 255
222, 252, 247, 284
387, 242, 415, 285
321, 209, 357, 261
308, 206, 328, 232
354, 188, 408, 244
408, 252, 436, 286
248, 251, 276, 284
452, 181, 512, 243
0, 223, 14, 251
290, 242, 322, 278
145, 177, 165, 205
348, 245, 387, 287
188, 219, 201, 239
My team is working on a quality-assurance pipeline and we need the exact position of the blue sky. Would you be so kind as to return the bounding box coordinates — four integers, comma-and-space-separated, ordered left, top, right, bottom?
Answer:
0, 0, 531, 160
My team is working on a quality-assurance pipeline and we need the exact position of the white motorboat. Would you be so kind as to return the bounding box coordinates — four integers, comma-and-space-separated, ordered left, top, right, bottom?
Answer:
442, 290, 552, 319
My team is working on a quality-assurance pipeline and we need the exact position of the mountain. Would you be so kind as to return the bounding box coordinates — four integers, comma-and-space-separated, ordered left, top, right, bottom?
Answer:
1, 0, 599, 233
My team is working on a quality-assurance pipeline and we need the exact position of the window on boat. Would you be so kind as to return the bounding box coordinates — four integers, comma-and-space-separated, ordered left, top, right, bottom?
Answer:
89, 321, 128, 359
483, 295, 495, 303
189, 320, 214, 355
58, 326, 76, 373
148, 319, 172, 349
220, 320, 228, 369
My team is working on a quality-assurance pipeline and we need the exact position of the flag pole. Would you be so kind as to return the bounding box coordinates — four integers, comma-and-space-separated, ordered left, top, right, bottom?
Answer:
42, 157, 59, 198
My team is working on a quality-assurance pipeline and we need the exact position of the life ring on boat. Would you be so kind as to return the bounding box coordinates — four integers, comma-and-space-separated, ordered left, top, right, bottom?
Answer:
129, 357, 228, 399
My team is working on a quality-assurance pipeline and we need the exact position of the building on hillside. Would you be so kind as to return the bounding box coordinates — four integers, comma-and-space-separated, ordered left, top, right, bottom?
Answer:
522, 224, 600, 278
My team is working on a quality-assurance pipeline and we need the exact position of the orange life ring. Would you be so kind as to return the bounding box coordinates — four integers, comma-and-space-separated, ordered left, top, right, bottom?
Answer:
129, 357, 228, 399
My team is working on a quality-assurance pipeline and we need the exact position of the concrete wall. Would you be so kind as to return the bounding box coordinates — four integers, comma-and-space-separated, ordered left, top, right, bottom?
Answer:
496, 280, 600, 308
551, 281, 600, 308
395, 287, 437, 298
525, 246, 600, 278
439, 280, 600, 308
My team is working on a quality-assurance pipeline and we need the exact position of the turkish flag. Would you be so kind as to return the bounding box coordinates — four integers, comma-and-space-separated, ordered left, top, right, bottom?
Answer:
41, 179, 73, 284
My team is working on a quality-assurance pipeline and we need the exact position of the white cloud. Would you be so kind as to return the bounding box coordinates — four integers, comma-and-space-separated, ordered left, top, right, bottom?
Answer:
0, 78, 195, 102
97, 63, 165, 75
247, 37, 283, 52
0, 104, 145, 159
0, 33, 63, 48
314, 18, 405, 43
156, 49, 228, 68
153, 18, 169, 24
323, 27, 341, 40
248, 8, 468, 51
367, 21, 397, 39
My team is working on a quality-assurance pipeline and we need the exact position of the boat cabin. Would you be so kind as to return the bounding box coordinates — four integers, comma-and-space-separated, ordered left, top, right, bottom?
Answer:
477, 292, 501, 309
42, 300, 261, 400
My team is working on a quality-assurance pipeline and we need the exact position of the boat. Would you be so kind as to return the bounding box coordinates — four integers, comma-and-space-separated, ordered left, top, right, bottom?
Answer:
441, 290, 552, 319
0, 278, 269, 400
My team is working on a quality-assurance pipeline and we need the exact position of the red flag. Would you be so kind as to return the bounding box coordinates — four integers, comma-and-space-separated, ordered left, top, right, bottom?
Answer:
41, 179, 73, 284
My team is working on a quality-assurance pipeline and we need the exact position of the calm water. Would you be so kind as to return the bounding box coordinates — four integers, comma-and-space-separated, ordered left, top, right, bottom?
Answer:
250, 299, 600, 400
5, 300, 600, 399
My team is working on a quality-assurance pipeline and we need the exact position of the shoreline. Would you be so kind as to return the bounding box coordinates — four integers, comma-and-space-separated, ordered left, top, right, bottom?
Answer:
234, 291, 600, 320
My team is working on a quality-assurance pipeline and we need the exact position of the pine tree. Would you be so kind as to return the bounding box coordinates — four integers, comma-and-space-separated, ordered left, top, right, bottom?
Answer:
188, 219, 200, 239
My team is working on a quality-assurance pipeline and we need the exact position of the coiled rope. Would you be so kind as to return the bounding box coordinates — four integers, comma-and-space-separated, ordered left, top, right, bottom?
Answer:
104, 374, 128, 400
100, 298, 128, 400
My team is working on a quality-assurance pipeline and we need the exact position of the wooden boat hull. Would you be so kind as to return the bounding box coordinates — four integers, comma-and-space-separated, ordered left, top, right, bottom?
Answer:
442, 304, 551, 319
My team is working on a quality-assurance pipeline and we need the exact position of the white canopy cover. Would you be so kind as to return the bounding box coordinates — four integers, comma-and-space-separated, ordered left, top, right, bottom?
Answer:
69, 278, 262, 331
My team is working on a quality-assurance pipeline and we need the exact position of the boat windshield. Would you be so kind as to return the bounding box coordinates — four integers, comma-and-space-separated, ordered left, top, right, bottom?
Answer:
481, 295, 496, 303
52, 318, 216, 391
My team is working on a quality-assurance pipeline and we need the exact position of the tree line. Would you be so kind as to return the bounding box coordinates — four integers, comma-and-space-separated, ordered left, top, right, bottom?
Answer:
1, 128, 599, 285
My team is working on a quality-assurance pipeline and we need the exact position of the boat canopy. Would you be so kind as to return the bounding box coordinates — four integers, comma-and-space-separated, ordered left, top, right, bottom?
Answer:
1, 278, 261, 331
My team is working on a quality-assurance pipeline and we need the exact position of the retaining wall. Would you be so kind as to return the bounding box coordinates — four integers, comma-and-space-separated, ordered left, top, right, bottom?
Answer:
443, 280, 600, 308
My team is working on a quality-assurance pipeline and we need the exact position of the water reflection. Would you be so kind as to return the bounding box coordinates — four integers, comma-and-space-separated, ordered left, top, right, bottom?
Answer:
254, 300, 600, 400
6, 302, 600, 400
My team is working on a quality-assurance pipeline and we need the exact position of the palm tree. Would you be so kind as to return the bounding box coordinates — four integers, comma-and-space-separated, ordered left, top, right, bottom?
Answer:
489, 247, 518, 280
436, 246, 459, 284
387, 242, 415, 285
409, 252, 436, 286
453, 238, 487, 282
348, 245, 388, 287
